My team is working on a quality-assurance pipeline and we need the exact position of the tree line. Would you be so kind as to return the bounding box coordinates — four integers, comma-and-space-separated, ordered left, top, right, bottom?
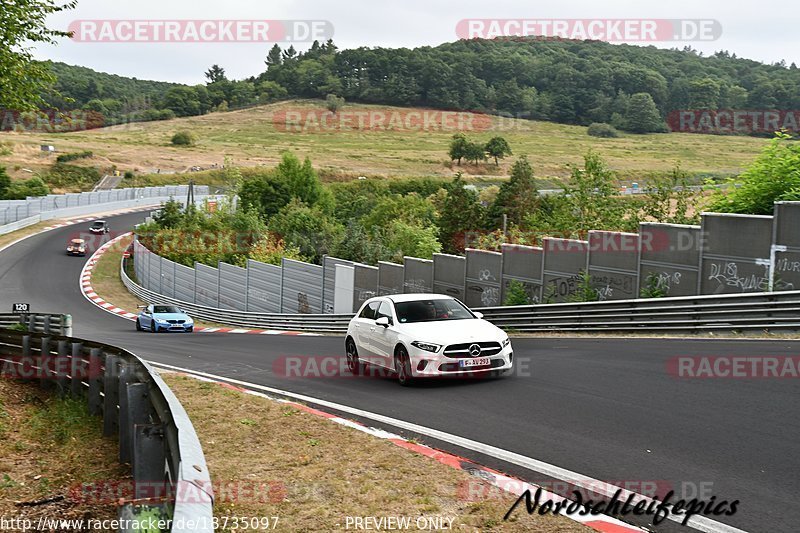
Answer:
24, 37, 800, 135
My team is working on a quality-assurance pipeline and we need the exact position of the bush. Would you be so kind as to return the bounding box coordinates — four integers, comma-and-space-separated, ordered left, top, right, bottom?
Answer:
171, 130, 197, 146
56, 150, 93, 163
708, 133, 800, 215
3, 176, 50, 199
504, 280, 531, 306
44, 163, 100, 190
587, 123, 620, 138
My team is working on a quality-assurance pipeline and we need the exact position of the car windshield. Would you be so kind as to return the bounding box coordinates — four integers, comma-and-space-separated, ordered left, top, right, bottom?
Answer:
394, 299, 474, 323
91, 222, 104, 227
153, 306, 181, 314
71, 239, 84, 245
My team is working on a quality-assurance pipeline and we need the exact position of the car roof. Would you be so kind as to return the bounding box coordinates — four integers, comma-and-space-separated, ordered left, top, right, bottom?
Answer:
71, 238, 84, 243
382, 293, 454, 303
92, 220, 106, 224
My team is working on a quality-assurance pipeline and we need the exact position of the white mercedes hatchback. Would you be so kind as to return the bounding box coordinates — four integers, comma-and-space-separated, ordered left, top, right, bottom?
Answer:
345, 294, 513, 385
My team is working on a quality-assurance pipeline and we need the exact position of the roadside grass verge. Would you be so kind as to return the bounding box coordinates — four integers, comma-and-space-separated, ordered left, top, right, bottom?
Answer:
162, 373, 590, 532
89, 233, 147, 313
0, 378, 126, 524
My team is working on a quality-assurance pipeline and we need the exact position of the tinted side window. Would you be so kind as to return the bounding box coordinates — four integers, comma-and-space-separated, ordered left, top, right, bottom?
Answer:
359, 302, 379, 320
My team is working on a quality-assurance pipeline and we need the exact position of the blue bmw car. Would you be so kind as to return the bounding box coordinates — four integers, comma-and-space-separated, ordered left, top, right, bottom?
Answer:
136, 305, 194, 333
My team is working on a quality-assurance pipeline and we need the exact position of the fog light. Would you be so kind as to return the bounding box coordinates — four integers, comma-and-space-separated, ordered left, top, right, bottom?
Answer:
417, 360, 429, 372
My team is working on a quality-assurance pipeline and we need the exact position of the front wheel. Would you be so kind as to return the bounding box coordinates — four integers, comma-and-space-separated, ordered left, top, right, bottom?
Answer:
395, 347, 414, 387
136, 319, 142, 331
151, 323, 158, 333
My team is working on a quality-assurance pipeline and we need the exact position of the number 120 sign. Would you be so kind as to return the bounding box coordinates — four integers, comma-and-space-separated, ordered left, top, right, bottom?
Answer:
13, 303, 30, 313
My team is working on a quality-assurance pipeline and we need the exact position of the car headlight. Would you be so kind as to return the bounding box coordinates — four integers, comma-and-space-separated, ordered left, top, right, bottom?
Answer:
156, 319, 169, 323
502, 337, 511, 348
411, 341, 441, 353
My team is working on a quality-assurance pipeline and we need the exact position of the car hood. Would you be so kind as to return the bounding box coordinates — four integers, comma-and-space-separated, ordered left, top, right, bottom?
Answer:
396, 318, 505, 344
151, 313, 191, 321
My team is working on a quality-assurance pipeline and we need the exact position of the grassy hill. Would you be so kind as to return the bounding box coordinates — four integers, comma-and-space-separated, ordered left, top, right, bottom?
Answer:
0, 99, 770, 187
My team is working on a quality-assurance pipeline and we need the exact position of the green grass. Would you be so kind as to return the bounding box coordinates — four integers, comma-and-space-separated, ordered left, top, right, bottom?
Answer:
27, 395, 94, 445
0, 99, 770, 187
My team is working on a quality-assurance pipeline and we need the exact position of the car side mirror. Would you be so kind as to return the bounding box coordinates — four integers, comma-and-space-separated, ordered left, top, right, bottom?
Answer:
375, 317, 391, 327
473, 312, 484, 319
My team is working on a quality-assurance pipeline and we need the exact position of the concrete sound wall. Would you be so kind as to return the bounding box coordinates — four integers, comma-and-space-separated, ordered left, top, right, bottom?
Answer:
699, 213, 773, 295
542, 238, 589, 303
639, 223, 701, 297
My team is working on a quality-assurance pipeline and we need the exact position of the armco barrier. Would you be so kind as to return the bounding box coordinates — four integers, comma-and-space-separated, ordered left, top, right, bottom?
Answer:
478, 290, 800, 333
123, 256, 353, 333
0, 326, 214, 532
0, 313, 72, 335
123, 249, 800, 334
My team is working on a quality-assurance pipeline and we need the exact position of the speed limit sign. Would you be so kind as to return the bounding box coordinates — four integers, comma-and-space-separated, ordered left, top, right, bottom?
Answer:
13, 303, 30, 313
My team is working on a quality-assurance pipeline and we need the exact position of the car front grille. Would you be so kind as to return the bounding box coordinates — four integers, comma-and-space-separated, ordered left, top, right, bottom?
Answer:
443, 341, 502, 358
167, 320, 186, 324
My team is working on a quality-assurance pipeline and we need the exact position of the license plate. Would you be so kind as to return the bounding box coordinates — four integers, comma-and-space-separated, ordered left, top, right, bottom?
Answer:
461, 357, 491, 368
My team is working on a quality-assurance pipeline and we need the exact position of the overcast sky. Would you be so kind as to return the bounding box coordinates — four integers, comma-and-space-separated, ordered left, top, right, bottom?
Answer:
33, 0, 800, 84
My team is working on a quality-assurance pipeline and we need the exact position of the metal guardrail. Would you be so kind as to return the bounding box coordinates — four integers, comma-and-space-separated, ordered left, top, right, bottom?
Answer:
0, 327, 214, 532
122, 256, 352, 333
478, 291, 800, 333
123, 245, 800, 334
0, 313, 72, 336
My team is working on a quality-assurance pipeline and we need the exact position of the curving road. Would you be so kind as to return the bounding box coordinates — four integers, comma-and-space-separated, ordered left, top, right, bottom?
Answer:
1, 211, 798, 533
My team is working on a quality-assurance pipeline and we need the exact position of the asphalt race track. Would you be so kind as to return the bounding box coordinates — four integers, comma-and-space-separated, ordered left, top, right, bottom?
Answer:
1, 211, 798, 533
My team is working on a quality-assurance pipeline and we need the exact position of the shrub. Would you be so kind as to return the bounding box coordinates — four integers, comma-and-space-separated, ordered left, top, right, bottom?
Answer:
171, 131, 197, 146
44, 163, 100, 190
640, 273, 668, 298
56, 150, 93, 163
587, 123, 620, 138
504, 280, 531, 306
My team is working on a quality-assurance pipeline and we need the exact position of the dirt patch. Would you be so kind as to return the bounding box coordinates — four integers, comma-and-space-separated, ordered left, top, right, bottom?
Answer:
162, 373, 590, 532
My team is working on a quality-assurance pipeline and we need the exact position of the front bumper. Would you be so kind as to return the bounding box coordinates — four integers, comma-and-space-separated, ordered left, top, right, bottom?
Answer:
67, 250, 86, 256
155, 322, 194, 332
407, 343, 514, 378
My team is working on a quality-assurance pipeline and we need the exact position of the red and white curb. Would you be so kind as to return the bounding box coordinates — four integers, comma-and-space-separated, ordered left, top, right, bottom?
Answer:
159, 365, 646, 533
80, 232, 320, 336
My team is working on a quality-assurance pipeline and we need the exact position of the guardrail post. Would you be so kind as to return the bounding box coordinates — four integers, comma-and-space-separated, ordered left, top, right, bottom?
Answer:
70, 342, 84, 397
87, 348, 103, 415
62, 314, 72, 337
39, 336, 52, 389
42, 314, 51, 335
133, 424, 166, 500
103, 356, 121, 437
21, 333, 31, 360
117, 364, 137, 463
54, 340, 70, 395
